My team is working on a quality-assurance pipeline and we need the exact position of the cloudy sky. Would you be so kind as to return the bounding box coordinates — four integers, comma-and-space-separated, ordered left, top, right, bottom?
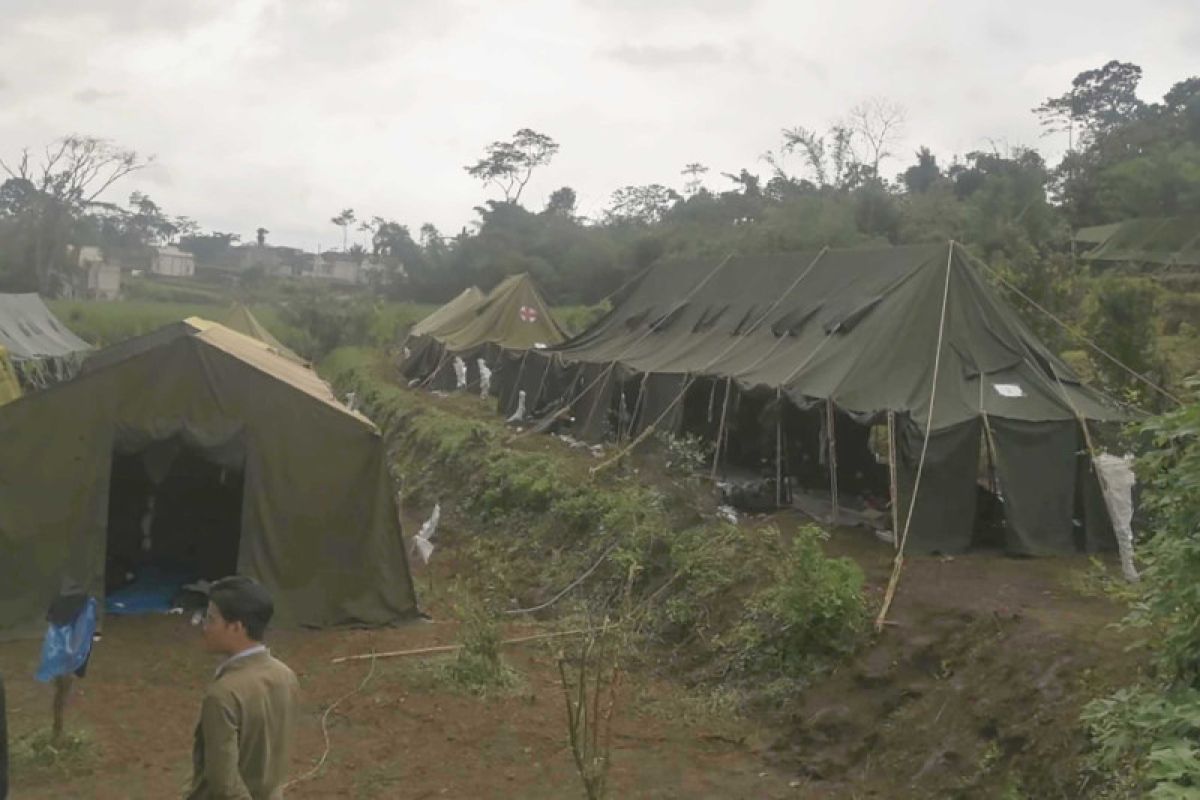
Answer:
0, 0, 1196, 250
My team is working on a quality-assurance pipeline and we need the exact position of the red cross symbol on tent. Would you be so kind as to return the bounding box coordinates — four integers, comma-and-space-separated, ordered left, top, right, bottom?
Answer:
518, 305, 539, 323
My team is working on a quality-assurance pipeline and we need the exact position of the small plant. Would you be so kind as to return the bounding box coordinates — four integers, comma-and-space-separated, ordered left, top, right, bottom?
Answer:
441, 590, 518, 694
657, 432, 713, 475
558, 618, 624, 800
11, 728, 95, 776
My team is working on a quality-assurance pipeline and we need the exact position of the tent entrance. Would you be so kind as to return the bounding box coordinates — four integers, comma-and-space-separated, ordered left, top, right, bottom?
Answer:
104, 436, 245, 614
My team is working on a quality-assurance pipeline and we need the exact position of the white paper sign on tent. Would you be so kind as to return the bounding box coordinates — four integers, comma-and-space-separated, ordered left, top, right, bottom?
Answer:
993, 383, 1025, 398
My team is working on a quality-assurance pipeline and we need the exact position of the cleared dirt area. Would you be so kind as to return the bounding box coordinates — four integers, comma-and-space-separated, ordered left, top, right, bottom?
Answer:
1, 523, 1136, 799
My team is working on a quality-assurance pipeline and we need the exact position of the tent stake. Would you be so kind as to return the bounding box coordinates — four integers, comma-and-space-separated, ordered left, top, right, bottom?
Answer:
826, 399, 839, 525
887, 411, 900, 551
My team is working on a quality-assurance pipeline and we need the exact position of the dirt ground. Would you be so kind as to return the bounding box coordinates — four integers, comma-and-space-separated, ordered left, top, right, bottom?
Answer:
1, 523, 1137, 799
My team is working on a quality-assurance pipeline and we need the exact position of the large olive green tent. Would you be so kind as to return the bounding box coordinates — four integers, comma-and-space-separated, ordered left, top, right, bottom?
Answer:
498, 242, 1127, 556
217, 303, 306, 365
402, 273, 565, 390
409, 286, 485, 337
0, 318, 417, 639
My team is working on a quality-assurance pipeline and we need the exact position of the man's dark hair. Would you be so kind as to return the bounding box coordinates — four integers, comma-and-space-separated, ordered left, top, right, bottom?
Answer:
209, 576, 274, 641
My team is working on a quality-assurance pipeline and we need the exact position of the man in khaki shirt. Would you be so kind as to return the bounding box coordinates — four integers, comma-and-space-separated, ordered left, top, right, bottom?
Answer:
187, 576, 299, 800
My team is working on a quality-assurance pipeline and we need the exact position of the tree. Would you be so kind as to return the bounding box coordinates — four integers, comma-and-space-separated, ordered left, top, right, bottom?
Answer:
605, 185, 681, 225
0, 135, 148, 292
330, 208, 355, 251
900, 147, 942, 194
256, 227, 269, 246
776, 124, 858, 190
681, 163, 709, 196
1035, 60, 1146, 148
848, 98, 907, 179
545, 186, 578, 218
464, 128, 559, 203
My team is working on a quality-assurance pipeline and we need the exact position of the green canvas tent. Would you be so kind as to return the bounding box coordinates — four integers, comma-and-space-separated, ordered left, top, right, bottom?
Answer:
498, 242, 1127, 555
1076, 216, 1200, 268
402, 273, 565, 391
217, 303, 306, 365
409, 286, 485, 337
0, 318, 417, 639
0, 293, 91, 388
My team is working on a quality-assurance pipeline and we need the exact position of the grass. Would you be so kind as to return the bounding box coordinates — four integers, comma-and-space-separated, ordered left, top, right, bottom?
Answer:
11, 729, 97, 777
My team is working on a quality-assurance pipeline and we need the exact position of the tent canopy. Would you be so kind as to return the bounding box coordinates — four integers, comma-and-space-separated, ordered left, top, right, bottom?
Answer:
431, 273, 565, 352
548, 242, 1122, 430
217, 303, 306, 365
410, 287, 485, 337
0, 294, 91, 362
0, 318, 417, 638
1076, 216, 1200, 268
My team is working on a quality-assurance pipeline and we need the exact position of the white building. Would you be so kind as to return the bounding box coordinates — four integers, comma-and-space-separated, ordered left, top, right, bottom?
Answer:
72, 245, 122, 300
152, 246, 195, 277
311, 252, 360, 284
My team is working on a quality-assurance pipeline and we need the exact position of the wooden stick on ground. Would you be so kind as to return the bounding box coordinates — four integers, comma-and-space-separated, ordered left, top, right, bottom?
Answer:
331, 629, 590, 664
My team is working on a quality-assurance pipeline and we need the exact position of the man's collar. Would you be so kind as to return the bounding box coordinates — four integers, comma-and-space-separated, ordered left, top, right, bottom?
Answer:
214, 644, 268, 678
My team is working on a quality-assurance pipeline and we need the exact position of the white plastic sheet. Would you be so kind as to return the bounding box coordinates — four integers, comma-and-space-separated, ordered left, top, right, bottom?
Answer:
1095, 453, 1139, 582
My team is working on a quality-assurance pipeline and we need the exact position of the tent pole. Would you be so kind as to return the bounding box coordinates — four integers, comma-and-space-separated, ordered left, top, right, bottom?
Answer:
826, 399, 839, 525
710, 377, 733, 482
887, 411, 900, 551
628, 372, 650, 441
509, 351, 530, 411
775, 388, 785, 507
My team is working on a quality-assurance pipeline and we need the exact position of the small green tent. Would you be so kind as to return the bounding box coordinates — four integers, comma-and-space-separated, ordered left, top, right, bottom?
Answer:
217, 303, 306, 365
409, 287, 485, 338
0, 318, 417, 639
402, 273, 565, 391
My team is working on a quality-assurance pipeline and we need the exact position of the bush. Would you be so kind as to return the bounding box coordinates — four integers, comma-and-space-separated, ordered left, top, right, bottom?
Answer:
1081, 381, 1200, 796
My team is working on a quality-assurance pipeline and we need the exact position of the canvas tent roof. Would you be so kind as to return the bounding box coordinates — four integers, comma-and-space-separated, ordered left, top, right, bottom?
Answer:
500, 242, 1123, 556
429, 273, 565, 352
217, 303, 306, 365
1077, 216, 1200, 267
410, 286, 485, 337
0, 318, 417, 638
546, 242, 1121, 430
400, 273, 566, 388
0, 293, 91, 361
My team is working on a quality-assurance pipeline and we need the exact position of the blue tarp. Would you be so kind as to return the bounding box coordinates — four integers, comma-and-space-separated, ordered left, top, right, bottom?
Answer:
35, 597, 97, 683
104, 567, 193, 615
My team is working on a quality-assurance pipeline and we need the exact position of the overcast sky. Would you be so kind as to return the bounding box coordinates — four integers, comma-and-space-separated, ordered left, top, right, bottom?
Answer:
0, 0, 1196, 250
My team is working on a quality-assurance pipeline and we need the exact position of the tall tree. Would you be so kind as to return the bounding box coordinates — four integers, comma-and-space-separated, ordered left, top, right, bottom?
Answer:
0, 135, 147, 292
464, 128, 559, 203
1035, 60, 1146, 148
849, 98, 907, 179
330, 208, 355, 251
256, 227, 269, 246
544, 186, 578, 218
900, 147, 942, 194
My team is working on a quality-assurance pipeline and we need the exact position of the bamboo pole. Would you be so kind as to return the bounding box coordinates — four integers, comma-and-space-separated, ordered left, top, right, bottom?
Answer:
332, 629, 590, 664
710, 377, 733, 481
887, 411, 900, 551
826, 399, 839, 525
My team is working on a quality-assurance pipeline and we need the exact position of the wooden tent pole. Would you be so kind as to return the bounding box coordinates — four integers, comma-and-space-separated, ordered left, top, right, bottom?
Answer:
887, 410, 900, 551
776, 388, 785, 507
710, 377, 733, 481
826, 399, 840, 525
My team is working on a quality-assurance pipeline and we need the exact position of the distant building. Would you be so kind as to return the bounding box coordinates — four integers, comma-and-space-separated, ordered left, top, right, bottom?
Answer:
69, 245, 122, 300
151, 246, 196, 277
310, 252, 360, 284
